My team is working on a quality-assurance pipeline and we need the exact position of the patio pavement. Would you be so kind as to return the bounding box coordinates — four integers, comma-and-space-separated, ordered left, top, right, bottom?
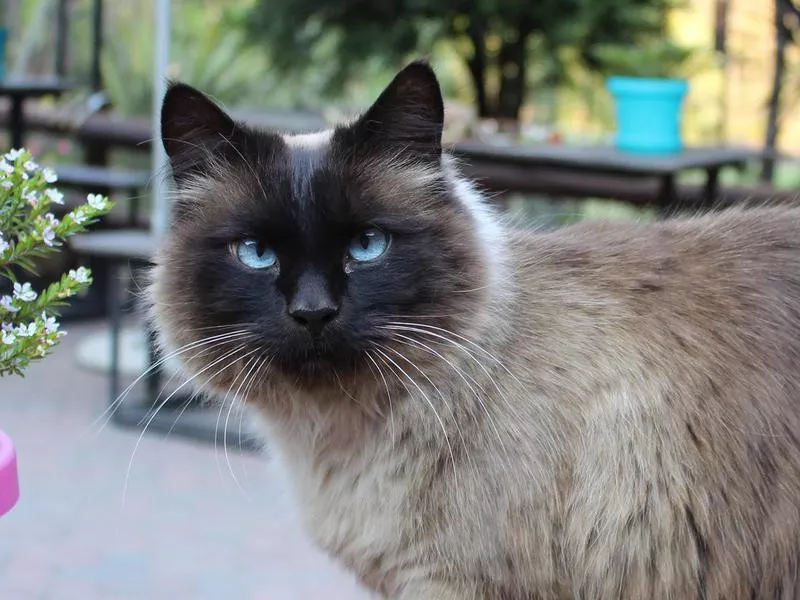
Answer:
0, 319, 372, 600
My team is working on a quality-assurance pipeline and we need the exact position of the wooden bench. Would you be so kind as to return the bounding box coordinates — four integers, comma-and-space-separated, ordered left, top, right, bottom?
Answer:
69, 230, 155, 398
52, 164, 151, 227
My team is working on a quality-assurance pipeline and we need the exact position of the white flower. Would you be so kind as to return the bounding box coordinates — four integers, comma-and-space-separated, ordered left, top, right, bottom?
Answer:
0, 295, 18, 313
1, 330, 15, 345
23, 160, 38, 172
15, 322, 37, 337
42, 227, 55, 247
68, 267, 91, 284
41, 312, 59, 334
1, 181, 12, 189
5, 149, 23, 161
1, 322, 13, 332
0, 162, 14, 176
45, 188, 64, 204
42, 168, 58, 183
13, 282, 37, 302
0, 234, 8, 254
45, 213, 59, 227
71, 207, 87, 224
25, 190, 40, 207
87, 193, 106, 210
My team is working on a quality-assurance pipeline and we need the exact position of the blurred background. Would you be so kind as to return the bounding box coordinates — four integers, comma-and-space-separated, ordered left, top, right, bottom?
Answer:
1, 0, 799, 598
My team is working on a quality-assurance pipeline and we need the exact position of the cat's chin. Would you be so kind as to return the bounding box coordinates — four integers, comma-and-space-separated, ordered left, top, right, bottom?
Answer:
273, 351, 362, 388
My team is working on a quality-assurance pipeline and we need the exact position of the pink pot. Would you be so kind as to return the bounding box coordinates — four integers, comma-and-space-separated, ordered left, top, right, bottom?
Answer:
0, 430, 18, 517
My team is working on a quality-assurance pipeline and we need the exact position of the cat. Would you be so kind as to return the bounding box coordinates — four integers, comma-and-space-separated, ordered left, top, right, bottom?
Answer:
150, 61, 800, 599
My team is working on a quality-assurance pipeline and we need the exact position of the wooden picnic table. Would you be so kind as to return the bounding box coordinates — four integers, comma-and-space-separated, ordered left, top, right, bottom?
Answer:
452, 141, 761, 213
0, 77, 72, 149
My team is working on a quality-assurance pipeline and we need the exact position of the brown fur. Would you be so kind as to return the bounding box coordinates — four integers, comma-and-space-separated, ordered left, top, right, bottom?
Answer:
153, 202, 800, 599
151, 66, 800, 600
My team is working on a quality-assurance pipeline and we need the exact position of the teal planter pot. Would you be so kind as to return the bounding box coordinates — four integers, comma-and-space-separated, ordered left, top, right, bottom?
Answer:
0, 27, 7, 80
607, 76, 689, 155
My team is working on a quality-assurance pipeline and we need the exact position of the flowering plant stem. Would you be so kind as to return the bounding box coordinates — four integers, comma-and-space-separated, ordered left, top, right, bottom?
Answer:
0, 149, 114, 377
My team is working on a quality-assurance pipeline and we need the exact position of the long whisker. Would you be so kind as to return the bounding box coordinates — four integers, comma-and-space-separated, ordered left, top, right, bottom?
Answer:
86, 329, 253, 436
381, 324, 528, 442
365, 350, 395, 445
159, 335, 260, 439
214, 351, 260, 481
235, 352, 273, 488
221, 349, 265, 496
379, 344, 471, 465
371, 345, 457, 486
121, 343, 250, 508
384, 321, 522, 384
387, 332, 514, 482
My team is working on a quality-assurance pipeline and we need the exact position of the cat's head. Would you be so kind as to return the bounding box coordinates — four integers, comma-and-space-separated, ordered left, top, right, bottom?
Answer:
151, 61, 504, 398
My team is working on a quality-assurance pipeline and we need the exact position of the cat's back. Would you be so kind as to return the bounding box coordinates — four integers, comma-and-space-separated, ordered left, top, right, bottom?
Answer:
513, 206, 800, 356
517, 205, 800, 295
504, 206, 800, 599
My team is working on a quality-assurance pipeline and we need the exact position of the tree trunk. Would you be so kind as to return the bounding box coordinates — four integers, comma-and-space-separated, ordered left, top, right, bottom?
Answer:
495, 27, 530, 122
762, 0, 791, 182
466, 24, 490, 119
464, 25, 531, 122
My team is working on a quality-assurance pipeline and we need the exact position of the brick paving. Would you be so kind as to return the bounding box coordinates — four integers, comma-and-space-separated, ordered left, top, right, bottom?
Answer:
0, 320, 371, 600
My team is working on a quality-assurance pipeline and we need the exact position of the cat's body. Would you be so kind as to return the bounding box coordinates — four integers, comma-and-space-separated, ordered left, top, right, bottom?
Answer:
260, 208, 800, 599
151, 63, 800, 598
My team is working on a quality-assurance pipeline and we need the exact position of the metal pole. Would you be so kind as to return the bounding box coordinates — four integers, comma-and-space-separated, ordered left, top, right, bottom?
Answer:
90, 0, 103, 91
151, 0, 171, 237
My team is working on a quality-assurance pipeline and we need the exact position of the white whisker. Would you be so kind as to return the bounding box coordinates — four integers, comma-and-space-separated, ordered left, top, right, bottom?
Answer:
221, 349, 265, 497
384, 321, 522, 385
365, 350, 396, 445
371, 345, 458, 487
121, 343, 250, 508
86, 329, 253, 437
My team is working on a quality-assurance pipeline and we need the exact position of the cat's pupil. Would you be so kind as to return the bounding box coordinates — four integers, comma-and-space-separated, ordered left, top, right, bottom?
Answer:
256, 242, 266, 257
359, 233, 371, 249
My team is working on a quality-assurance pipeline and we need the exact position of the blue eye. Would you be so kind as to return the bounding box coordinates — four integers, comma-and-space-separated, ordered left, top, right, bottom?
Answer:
347, 228, 389, 263
235, 239, 277, 269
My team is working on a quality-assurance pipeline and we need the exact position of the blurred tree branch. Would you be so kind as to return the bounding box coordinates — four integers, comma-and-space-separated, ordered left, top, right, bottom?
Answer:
234, 0, 679, 122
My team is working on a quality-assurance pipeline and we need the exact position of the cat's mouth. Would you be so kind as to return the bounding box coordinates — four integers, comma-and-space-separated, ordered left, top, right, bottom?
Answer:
273, 338, 361, 378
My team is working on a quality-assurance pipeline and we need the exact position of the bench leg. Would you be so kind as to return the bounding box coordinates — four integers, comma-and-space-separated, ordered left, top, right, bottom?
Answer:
657, 174, 678, 219
127, 187, 140, 227
703, 167, 720, 211
145, 327, 161, 407
107, 260, 122, 409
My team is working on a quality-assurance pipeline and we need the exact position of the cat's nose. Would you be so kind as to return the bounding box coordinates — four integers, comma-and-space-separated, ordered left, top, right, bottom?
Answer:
289, 304, 338, 331
288, 271, 339, 333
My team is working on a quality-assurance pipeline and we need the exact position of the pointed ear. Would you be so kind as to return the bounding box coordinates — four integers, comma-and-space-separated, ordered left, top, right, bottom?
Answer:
160, 82, 238, 180
351, 60, 444, 160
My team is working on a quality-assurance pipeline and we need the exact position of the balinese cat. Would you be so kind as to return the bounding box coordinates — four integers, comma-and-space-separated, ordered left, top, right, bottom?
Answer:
150, 61, 800, 599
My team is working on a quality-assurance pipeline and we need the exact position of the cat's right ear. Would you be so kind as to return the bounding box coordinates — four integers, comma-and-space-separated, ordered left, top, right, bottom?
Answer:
160, 82, 238, 181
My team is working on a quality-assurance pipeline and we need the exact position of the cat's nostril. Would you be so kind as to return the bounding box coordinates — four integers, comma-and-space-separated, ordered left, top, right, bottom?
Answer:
289, 305, 339, 329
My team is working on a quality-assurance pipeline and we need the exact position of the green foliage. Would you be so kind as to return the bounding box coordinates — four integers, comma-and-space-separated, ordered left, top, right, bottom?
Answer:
589, 39, 698, 79
234, 0, 682, 116
0, 149, 113, 377
101, 1, 276, 116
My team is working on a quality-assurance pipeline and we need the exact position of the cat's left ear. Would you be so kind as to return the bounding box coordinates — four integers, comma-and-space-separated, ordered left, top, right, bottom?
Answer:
160, 82, 239, 181
349, 60, 444, 161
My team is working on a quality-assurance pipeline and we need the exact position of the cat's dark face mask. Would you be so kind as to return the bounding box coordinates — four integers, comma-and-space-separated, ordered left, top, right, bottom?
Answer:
155, 62, 486, 388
